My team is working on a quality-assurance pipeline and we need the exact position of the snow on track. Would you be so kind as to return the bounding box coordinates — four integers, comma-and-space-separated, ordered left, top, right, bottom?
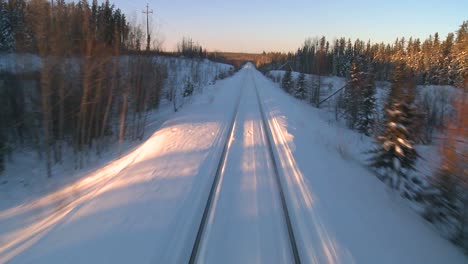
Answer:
195, 65, 293, 264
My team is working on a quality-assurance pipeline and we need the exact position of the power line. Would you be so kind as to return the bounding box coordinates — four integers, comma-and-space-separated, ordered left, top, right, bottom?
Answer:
142, 3, 153, 51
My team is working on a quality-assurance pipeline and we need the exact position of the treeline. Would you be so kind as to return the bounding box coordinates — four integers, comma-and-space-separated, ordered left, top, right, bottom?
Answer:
176, 37, 207, 58
203, 52, 287, 68
269, 29, 467, 249
0, 0, 167, 177
261, 21, 467, 88
0, 0, 143, 53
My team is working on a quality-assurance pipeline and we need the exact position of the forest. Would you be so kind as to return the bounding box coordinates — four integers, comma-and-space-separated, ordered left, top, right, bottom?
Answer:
260, 23, 467, 87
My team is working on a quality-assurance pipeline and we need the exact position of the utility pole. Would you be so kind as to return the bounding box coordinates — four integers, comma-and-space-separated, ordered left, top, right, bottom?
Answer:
142, 2, 153, 51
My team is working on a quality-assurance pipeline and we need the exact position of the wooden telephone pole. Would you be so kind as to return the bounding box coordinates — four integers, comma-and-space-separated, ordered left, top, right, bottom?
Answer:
142, 3, 153, 51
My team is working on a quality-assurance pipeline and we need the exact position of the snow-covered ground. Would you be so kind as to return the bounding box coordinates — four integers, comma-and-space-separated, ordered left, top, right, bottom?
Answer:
0, 65, 466, 263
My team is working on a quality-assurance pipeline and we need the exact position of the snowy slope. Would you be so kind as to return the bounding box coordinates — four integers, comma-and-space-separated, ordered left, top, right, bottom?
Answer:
0, 65, 465, 263
253, 68, 466, 263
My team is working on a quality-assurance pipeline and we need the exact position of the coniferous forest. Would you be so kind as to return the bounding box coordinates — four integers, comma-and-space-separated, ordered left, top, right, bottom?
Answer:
260, 23, 467, 88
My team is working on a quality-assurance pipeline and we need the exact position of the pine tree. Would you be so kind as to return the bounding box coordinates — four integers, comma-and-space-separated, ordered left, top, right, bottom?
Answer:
369, 62, 420, 194
357, 63, 376, 136
282, 69, 293, 93
395, 63, 425, 143
294, 72, 307, 100
343, 61, 364, 129
183, 77, 194, 97
452, 21, 467, 88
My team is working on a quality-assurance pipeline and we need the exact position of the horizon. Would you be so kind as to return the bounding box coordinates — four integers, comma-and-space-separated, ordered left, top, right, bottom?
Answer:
103, 0, 467, 53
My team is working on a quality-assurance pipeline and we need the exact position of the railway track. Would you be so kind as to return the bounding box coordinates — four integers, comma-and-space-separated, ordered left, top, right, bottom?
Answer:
189, 69, 301, 264
188, 73, 246, 264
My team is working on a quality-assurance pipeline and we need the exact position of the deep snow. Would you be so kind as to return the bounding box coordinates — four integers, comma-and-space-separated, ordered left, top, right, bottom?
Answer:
0, 64, 466, 263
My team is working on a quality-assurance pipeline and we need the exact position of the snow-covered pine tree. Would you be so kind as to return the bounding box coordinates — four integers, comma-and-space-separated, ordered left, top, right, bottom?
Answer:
281, 69, 293, 94
339, 38, 353, 77
438, 33, 454, 85
369, 62, 420, 195
343, 61, 364, 129
294, 72, 307, 100
357, 62, 376, 136
452, 21, 467, 89
396, 66, 425, 144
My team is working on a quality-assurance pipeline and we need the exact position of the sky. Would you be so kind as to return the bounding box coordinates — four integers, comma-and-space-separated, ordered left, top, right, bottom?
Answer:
105, 0, 467, 53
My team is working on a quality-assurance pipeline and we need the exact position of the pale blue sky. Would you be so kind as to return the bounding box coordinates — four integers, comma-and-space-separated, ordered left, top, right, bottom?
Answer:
106, 0, 467, 53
